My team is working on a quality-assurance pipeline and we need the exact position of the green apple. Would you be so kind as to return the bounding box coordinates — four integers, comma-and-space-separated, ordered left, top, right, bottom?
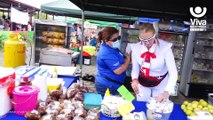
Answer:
187, 105, 194, 111
203, 107, 208, 111
209, 108, 213, 114
181, 104, 186, 110
183, 108, 187, 113
183, 101, 189, 106
190, 112, 196, 116
200, 101, 208, 107
192, 103, 198, 109
199, 99, 205, 102
186, 110, 193, 116
187, 103, 192, 107
192, 101, 199, 105
198, 105, 203, 109
194, 107, 201, 111
208, 105, 213, 109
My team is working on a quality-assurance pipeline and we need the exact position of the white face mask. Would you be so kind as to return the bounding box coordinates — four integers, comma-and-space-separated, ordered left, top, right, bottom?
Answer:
112, 40, 120, 49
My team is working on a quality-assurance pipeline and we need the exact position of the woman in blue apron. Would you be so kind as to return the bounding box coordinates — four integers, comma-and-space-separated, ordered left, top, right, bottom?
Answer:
95, 27, 131, 96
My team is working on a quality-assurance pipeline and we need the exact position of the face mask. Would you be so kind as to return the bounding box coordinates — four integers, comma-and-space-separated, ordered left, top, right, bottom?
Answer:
112, 40, 120, 49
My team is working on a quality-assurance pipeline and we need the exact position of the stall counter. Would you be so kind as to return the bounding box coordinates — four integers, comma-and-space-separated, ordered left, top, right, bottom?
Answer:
100, 100, 187, 120
0, 75, 78, 120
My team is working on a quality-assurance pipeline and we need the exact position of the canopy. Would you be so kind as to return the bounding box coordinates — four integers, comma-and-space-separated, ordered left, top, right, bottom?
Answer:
41, 0, 138, 23
86, 20, 119, 28
0, 0, 39, 13
70, 0, 212, 20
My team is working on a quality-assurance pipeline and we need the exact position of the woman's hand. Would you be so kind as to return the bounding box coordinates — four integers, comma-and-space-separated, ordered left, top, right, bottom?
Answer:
125, 53, 131, 64
156, 91, 169, 102
114, 53, 131, 75
131, 79, 139, 94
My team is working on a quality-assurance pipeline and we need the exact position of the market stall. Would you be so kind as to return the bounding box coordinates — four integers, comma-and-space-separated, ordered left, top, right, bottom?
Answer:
33, 19, 80, 66
1, 64, 213, 120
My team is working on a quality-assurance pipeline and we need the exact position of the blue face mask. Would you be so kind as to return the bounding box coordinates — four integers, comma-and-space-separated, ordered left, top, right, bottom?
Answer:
112, 40, 120, 49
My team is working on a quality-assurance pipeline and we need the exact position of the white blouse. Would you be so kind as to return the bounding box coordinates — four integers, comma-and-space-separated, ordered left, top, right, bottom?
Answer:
131, 39, 178, 94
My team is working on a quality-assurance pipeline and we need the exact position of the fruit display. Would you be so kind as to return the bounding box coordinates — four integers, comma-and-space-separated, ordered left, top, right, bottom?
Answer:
181, 99, 213, 116
159, 33, 185, 46
191, 73, 208, 83
193, 61, 213, 71
173, 48, 183, 59
41, 31, 65, 45
194, 51, 213, 59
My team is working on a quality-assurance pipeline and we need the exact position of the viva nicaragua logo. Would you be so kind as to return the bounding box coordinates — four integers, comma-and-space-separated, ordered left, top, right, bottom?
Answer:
189, 6, 207, 31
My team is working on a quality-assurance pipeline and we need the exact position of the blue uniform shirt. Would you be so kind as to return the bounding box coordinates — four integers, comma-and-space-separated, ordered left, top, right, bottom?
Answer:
96, 43, 126, 89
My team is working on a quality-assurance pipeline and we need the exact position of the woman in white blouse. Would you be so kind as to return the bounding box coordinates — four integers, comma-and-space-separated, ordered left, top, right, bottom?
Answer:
131, 23, 178, 102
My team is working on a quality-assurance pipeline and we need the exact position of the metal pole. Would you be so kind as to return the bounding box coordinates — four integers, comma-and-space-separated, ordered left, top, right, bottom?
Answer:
10, 4, 12, 30
80, 10, 85, 77
39, 10, 42, 19
46, 13, 48, 20
7, 8, 9, 18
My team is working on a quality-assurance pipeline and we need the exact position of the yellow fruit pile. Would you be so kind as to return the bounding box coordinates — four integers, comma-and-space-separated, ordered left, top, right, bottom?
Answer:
181, 99, 213, 116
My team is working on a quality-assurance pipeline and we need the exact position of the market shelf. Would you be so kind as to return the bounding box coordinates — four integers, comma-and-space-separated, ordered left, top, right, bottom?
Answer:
196, 37, 213, 40
188, 82, 213, 86
196, 44, 213, 47
173, 44, 184, 47
194, 57, 213, 60
192, 69, 213, 73
175, 57, 182, 60
159, 30, 188, 36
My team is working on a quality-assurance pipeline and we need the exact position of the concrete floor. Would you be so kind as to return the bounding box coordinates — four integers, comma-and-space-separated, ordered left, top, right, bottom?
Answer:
0, 50, 201, 104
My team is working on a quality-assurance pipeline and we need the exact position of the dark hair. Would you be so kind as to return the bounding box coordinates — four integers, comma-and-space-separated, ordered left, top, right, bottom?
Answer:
97, 26, 119, 43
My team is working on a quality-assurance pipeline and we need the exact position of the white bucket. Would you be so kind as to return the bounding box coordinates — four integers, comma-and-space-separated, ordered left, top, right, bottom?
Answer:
0, 85, 12, 116
146, 98, 174, 120
147, 108, 172, 120
32, 75, 48, 101
0, 67, 15, 117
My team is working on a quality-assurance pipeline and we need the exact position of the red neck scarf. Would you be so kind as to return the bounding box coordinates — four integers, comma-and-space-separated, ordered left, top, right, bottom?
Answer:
140, 43, 157, 77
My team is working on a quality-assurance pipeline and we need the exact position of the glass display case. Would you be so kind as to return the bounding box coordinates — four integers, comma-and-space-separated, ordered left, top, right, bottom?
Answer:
180, 24, 213, 98
187, 31, 213, 98
120, 28, 140, 55
158, 31, 188, 81
120, 28, 139, 92
34, 20, 68, 64
191, 32, 213, 84
120, 28, 140, 76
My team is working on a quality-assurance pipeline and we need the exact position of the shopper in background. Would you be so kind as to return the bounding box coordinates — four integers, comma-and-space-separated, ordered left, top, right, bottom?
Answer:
95, 26, 131, 96
89, 36, 97, 47
131, 23, 178, 102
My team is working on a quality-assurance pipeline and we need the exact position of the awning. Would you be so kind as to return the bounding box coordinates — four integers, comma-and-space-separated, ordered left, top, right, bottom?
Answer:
41, 0, 138, 23
69, 0, 212, 20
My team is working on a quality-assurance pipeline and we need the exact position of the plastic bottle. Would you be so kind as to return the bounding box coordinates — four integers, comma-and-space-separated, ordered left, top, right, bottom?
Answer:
52, 67, 58, 78
19, 76, 32, 86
